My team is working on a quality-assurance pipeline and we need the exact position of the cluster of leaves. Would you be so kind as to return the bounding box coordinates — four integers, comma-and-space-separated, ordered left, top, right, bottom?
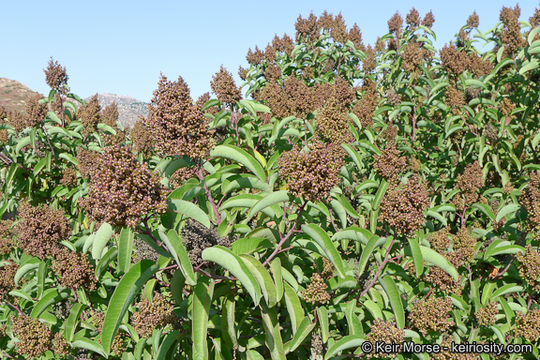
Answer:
0, 5, 539, 360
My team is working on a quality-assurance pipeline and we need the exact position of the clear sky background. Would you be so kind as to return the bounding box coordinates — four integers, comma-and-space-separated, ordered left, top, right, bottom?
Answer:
2, 1, 537, 102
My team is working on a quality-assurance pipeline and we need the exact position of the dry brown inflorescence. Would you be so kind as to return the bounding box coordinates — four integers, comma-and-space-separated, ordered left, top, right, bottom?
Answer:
210, 66, 242, 106
302, 272, 331, 305
181, 219, 230, 267
513, 309, 540, 342
521, 172, 540, 233
80, 143, 168, 228
409, 296, 454, 336
78, 94, 101, 136
16, 202, 71, 259
373, 141, 408, 180
278, 139, 344, 203
146, 75, 215, 161
10, 314, 54, 358
366, 319, 405, 359
476, 302, 498, 326
44, 58, 69, 94
52, 247, 97, 291
516, 245, 540, 292
379, 175, 430, 235
131, 292, 176, 338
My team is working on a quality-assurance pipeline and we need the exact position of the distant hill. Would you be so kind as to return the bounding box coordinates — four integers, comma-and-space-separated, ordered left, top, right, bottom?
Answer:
86, 93, 149, 129
0, 78, 148, 129
0, 78, 42, 113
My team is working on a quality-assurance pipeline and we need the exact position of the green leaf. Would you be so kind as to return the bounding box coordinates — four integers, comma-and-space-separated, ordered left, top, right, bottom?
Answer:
210, 144, 267, 182
284, 316, 315, 353
159, 229, 196, 286
118, 227, 134, 274
270, 258, 284, 303
71, 337, 107, 358
283, 282, 304, 333
472, 203, 496, 221
260, 303, 286, 360
59, 152, 78, 166
324, 335, 364, 360
30, 288, 68, 319
202, 246, 261, 306
495, 204, 521, 222
301, 224, 346, 278
168, 199, 211, 229
101, 260, 160, 354
240, 254, 278, 307
91, 222, 114, 261
192, 278, 214, 360
244, 190, 289, 224
317, 307, 329, 343
372, 180, 388, 211
408, 235, 424, 277
358, 235, 381, 275
491, 284, 523, 299
156, 330, 179, 360
65, 303, 85, 342
419, 246, 459, 280
380, 276, 405, 328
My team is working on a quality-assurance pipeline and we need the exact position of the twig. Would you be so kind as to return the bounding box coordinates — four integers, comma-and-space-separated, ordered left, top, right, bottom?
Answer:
196, 166, 221, 225
262, 202, 306, 266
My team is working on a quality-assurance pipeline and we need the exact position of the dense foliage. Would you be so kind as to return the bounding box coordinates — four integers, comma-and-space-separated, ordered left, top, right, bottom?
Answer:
0, 6, 539, 360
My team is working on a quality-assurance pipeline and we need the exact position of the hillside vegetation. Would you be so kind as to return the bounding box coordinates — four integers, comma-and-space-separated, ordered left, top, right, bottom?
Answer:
0, 5, 539, 360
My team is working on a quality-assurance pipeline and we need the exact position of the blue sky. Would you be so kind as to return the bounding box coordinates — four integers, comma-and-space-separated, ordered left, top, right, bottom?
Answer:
2, 1, 537, 102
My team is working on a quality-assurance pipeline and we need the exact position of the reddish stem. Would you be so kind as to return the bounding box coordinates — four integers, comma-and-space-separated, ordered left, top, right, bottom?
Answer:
263, 203, 305, 266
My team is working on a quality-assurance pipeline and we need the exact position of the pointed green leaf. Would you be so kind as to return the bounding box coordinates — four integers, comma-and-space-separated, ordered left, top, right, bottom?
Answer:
91, 222, 114, 261
380, 276, 405, 328
324, 335, 365, 360
159, 229, 196, 285
260, 303, 286, 360
419, 246, 459, 280
168, 200, 211, 229
118, 227, 134, 274
240, 254, 278, 307
301, 224, 346, 278
193, 278, 214, 360
210, 144, 267, 182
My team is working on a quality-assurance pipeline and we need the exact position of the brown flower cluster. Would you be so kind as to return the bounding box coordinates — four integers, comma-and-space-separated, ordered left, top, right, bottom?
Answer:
316, 97, 354, 144
76, 146, 99, 179
429, 227, 451, 253
25, 94, 48, 128
0, 261, 18, 301
499, 5, 525, 57
11, 314, 53, 358
181, 219, 230, 267
246, 46, 264, 65
5, 110, 27, 133
516, 245, 540, 292
310, 330, 324, 358
52, 247, 97, 291
302, 272, 330, 305
373, 141, 408, 180
440, 44, 470, 75
386, 89, 401, 106
409, 296, 454, 336
80, 143, 168, 228
379, 176, 430, 235
169, 166, 199, 189
238, 66, 249, 81
263, 63, 282, 82
16, 202, 70, 259
146, 75, 215, 160
78, 94, 101, 136
211, 66, 242, 105
476, 302, 498, 326
454, 161, 483, 210
366, 319, 404, 359
0, 219, 14, 255
380, 123, 398, 142
101, 103, 119, 127
130, 120, 153, 157
521, 172, 540, 233
132, 236, 160, 263
449, 226, 477, 265
284, 76, 320, 118
388, 12, 403, 33
425, 265, 463, 295
513, 309, 540, 342
320, 257, 334, 280
52, 332, 70, 358
295, 12, 321, 43
352, 80, 378, 128
402, 41, 431, 74
467, 12, 479, 29
60, 167, 78, 188
0, 106, 8, 143
44, 58, 69, 94
422, 11, 435, 29
278, 139, 344, 202
406, 8, 421, 30
434, 338, 482, 360
131, 292, 176, 338
348, 23, 364, 50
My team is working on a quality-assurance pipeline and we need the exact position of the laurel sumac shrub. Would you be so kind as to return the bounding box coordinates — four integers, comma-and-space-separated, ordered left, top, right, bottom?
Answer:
0, 6, 539, 359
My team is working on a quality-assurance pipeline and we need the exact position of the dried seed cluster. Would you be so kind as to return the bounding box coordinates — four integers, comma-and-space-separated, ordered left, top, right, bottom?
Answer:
373, 141, 408, 180
379, 176, 430, 235
449, 226, 477, 266
302, 272, 331, 305
366, 319, 404, 358
130, 120, 153, 157
521, 172, 540, 233
453, 161, 483, 211
424, 265, 463, 295
25, 94, 48, 128
52, 248, 97, 291
60, 167, 78, 188
44, 58, 69, 93
316, 96, 354, 144
513, 309, 540, 342
16, 202, 71, 259
498, 5, 525, 57
11, 314, 53, 358
475, 302, 498, 326
0, 261, 18, 301
278, 139, 344, 202
131, 293, 176, 338
210, 66, 242, 105
80, 143, 168, 228
516, 245, 540, 292
78, 94, 101, 136
0, 219, 14, 255
409, 296, 454, 335
146, 75, 215, 160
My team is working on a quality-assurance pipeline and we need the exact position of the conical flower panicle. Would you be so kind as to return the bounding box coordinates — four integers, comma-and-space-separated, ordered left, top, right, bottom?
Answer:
146, 75, 215, 160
